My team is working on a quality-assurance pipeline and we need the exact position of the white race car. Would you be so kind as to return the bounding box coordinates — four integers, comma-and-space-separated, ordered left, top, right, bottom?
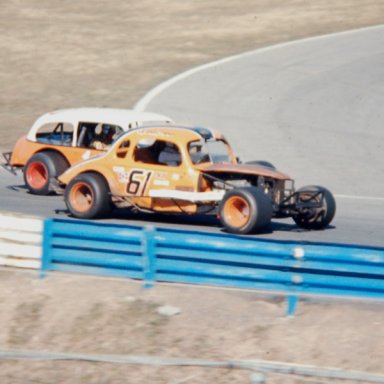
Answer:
2, 107, 172, 195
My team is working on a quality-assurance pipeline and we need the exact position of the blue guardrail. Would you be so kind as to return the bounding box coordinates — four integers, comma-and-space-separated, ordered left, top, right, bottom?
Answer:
41, 218, 384, 315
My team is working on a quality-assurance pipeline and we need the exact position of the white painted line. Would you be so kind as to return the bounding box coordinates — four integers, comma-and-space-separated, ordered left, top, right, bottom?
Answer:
134, 25, 384, 112
134, 52, 254, 112
335, 194, 384, 202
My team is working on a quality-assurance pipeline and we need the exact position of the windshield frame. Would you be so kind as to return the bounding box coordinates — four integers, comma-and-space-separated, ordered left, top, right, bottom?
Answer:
188, 139, 233, 165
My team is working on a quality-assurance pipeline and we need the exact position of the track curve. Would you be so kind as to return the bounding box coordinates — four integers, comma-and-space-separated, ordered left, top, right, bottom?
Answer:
134, 26, 384, 247
1, 27, 384, 247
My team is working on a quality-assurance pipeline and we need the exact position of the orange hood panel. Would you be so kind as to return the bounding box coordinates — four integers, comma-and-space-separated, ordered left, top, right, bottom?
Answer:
195, 163, 290, 180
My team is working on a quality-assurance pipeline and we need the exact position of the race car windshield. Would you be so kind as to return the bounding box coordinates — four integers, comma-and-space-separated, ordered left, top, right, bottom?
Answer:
188, 140, 231, 164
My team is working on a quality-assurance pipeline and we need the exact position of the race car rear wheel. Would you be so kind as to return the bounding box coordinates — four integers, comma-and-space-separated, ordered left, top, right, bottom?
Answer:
24, 152, 69, 195
293, 185, 336, 230
65, 173, 112, 219
219, 187, 272, 234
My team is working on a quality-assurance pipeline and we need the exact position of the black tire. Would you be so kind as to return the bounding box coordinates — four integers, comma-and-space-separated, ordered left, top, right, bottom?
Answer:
219, 187, 273, 234
24, 152, 69, 195
246, 160, 276, 170
64, 173, 112, 219
293, 185, 336, 230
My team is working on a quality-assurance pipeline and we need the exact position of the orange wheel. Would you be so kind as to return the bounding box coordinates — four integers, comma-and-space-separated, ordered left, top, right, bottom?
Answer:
25, 161, 48, 190
69, 182, 94, 213
219, 187, 272, 234
64, 173, 112, 219
24, 152, 69, 195
223, 195, 250, 228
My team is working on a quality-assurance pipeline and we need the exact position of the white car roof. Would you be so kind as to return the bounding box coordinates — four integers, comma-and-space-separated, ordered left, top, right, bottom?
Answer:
27, 107, 173, 141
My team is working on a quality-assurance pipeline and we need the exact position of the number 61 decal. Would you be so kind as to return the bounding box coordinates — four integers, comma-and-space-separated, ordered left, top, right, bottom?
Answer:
126, 169, 152, 195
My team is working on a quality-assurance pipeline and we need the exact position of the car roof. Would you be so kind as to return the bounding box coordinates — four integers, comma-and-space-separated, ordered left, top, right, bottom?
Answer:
27, 108, 173, 140
114, 124, 225, 145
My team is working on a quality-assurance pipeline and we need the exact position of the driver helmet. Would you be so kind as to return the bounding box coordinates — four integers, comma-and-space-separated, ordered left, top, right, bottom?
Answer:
102, 124, 117, 143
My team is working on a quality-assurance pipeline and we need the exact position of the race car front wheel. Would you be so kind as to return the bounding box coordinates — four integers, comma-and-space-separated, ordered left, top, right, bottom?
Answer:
24, 152, 69, 195
293, 185, 336, 230
219, 187, 273, 234
65, 173, 112, 219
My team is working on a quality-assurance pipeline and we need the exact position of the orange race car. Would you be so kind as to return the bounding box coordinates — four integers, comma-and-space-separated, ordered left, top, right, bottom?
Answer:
2, 108, 172, 195
58, 124, 336, 234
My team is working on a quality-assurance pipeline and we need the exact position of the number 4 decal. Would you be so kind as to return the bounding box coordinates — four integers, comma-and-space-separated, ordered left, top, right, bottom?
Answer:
126, 170, 152, 195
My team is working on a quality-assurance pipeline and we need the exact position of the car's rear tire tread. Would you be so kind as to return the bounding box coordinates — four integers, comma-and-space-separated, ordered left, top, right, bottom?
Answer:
219, 187, 273, 234
24, 152, 69, 195
65, 172, 112, 219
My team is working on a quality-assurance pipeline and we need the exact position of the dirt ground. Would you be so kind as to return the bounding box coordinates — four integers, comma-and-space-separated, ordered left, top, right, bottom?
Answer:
1, 1, 384, 383
1, 269, 384, 384
2, 1, 384, 151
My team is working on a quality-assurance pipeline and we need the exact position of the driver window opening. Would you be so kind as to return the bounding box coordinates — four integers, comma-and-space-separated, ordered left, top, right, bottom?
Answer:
188, 141, 209, 164
77, 122, 122, 149
35, 122, 74, 146
134, 139, 181, 166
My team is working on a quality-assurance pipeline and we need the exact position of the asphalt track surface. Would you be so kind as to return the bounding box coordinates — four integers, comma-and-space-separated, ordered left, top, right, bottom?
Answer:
1, 27, 384, 247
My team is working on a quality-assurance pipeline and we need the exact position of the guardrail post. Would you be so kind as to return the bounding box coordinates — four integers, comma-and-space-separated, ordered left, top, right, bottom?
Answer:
287, 295, 299, 317
142, 226, 156, 288
40, 218, 53, 279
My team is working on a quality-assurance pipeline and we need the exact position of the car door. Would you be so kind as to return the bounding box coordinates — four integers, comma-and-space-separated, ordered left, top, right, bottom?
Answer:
111, 136, 200, 213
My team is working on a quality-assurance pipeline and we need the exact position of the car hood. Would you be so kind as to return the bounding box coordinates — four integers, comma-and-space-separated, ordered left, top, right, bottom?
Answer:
195, 163, 290, 180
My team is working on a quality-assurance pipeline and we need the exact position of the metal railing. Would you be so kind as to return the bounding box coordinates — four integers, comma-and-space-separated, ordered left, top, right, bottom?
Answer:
41, 218, 384, 315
